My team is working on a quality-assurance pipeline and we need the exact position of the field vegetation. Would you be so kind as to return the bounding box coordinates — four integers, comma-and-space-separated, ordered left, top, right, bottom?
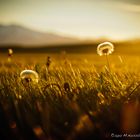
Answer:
0, 44, 140, 140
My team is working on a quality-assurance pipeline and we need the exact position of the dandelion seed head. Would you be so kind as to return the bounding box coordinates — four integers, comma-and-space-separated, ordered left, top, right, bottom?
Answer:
97, 42, 114, 56
20, 70, 39, 84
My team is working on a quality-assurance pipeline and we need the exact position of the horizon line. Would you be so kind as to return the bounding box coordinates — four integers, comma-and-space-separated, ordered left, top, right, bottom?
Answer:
0, 22, 140, 42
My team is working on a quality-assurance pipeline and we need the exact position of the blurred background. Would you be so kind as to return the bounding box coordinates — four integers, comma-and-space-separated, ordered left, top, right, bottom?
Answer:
0, 0, 140, 57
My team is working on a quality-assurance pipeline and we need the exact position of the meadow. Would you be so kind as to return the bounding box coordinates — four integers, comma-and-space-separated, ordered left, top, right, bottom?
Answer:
0, 46, 140, 140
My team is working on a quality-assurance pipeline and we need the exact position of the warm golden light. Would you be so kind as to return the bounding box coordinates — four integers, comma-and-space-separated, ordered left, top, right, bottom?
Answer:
0, 0, 140, 40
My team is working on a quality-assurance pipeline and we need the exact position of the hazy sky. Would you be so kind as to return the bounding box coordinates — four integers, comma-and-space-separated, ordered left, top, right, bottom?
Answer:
0, 0, 140, 40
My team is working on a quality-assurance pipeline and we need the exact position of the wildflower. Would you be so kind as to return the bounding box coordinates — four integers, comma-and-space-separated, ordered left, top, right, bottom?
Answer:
46, 56, 51, 69
8, 49, 13, 57
8, 48, 13, 62
20, 70, 39, 84
97, 42, 114, 56
97, 42, 114, 73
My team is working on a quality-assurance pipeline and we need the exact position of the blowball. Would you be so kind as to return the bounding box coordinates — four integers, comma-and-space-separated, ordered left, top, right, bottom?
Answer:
97, 42, 114, 56
20, 70, 39, 84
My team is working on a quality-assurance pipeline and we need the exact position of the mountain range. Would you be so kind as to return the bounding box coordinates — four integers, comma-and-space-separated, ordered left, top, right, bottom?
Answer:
0, 24, 81, 47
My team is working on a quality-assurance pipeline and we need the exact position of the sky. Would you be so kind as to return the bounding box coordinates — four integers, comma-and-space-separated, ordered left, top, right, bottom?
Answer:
0, 0, 140, 40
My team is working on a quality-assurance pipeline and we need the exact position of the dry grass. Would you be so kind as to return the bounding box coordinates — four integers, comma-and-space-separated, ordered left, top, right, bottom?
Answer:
0, 53, 140, 140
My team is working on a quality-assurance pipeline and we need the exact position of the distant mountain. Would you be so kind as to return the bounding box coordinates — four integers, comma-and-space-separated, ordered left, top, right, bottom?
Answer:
0, 24, 80, 47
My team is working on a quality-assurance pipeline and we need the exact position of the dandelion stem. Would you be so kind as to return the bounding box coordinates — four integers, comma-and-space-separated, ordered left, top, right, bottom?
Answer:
105, 54, 116, 86
105, 54, 111, 73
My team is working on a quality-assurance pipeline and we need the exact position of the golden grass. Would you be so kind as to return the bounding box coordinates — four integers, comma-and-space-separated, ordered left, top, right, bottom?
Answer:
0, 52, 140, 139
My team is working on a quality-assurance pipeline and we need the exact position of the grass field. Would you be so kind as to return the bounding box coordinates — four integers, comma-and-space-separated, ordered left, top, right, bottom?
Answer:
0, 50, 140, 140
